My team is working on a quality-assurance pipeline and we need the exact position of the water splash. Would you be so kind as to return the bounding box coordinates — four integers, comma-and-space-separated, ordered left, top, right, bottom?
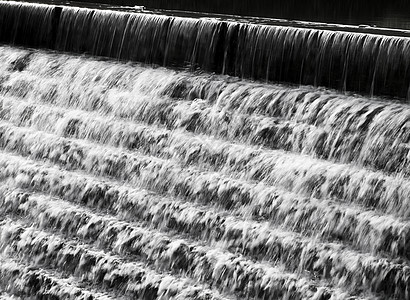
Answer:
0, 45, 407, 298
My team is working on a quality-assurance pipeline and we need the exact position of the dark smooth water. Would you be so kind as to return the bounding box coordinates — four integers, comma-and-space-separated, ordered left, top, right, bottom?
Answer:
70, 0, 410, 30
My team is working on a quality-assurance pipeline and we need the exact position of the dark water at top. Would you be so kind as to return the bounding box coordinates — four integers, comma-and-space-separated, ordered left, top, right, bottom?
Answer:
71, 0, 410, 30
3, 1, 410, 99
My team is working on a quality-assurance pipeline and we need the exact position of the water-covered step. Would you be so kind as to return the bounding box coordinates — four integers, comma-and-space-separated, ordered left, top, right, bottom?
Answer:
2, 1, 410, 98
1, 95, 410, 220
0, 292, 22, 300
0, 183, 405, 299
0, 216, 346, 300
0, 151, 409, 299
0, 217, 229, 300
0, 254, 115, 299
0, 123, 409, 260
2, 47, 410, 177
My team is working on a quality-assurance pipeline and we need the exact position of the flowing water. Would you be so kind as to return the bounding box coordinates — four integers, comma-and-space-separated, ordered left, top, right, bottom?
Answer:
0, 1, 409, 299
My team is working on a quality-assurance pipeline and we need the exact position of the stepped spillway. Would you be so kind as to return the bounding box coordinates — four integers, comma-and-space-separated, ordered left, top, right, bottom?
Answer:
0, 1, 410, 300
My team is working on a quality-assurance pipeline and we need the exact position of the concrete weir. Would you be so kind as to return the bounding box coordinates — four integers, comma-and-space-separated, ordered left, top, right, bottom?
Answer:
0, 1, 409, 299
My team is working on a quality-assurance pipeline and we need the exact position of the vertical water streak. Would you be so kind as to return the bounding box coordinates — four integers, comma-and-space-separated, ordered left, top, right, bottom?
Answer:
0, 1, 56, 48
2, 1, 410, 97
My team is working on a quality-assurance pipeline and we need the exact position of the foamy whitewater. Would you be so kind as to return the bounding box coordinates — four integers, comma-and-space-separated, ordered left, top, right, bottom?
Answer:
0, 1, 409, 300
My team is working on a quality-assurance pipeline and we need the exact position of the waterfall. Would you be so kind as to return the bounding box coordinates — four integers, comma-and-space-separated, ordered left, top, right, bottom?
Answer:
2, 1, 410, 98
0, 1, 409, 299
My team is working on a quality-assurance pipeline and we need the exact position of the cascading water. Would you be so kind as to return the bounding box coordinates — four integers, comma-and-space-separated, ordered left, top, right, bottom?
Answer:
0, 1, 409, 300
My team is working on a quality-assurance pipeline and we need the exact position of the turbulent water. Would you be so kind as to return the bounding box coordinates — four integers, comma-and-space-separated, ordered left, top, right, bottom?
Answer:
0, 45, 409, 299
0, 1, 410, 300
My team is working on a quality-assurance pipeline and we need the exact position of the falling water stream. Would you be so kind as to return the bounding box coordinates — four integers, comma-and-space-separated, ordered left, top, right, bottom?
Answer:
0, 1, 409, 300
